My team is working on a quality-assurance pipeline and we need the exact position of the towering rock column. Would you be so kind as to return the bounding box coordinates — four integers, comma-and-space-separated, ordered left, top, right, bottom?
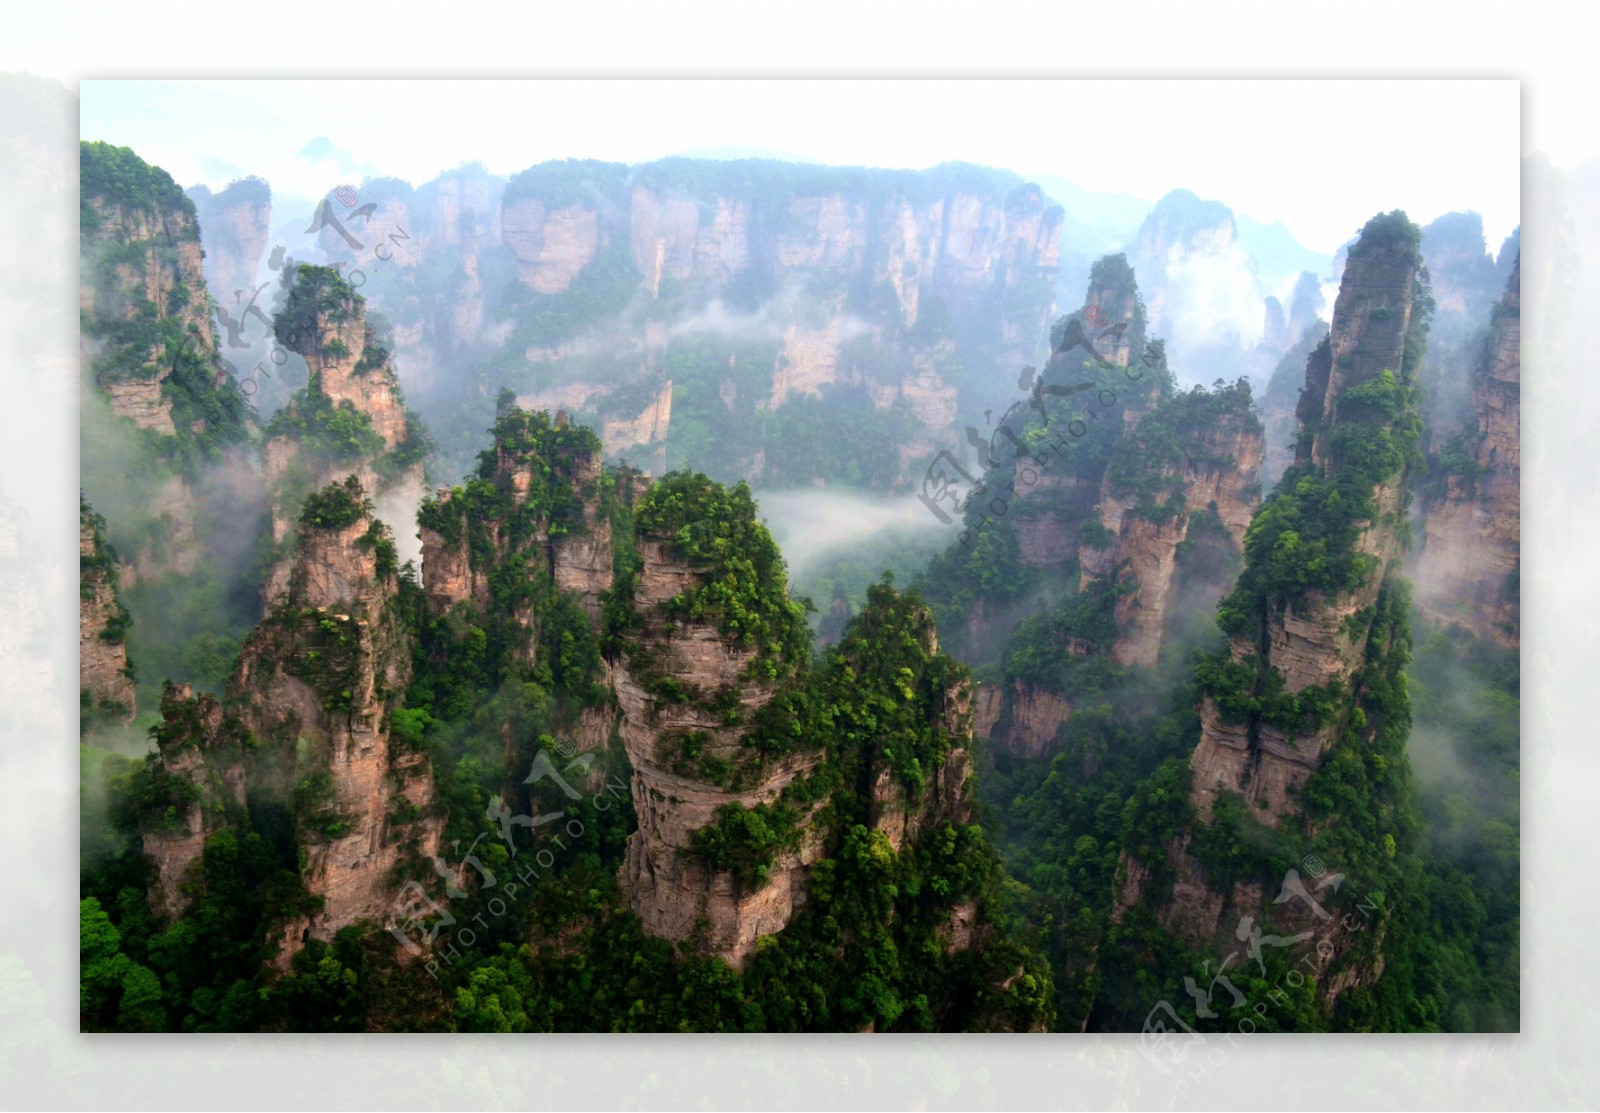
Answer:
1114, 213, 1432, 1010
79, 500, 137, 725
261, 266, 428, 596
1190, 212, 1429, 824
141, 479, 442, 960
1410, 258, 1521, 646
613, 479, 828, 970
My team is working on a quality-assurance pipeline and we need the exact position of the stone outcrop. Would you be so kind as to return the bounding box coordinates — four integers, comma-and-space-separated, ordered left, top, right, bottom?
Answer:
80, 180, 219, 433
1192, 216, 1426, 826
1113, 214, 1431, 1008
503, 199, 603, 294
498, 161, 1064, 481
1009, 256, 1148, 568
419, 408, 617, 632
1415, 212, 1508, 447
300, 169, 513, 392
140, 684, 248, 920
614, 594, 828, 968
79, 501, 136, 724
1258, 322, 1329, 494
869, 674, 976, 850
1410, 257, 1521, 646
973, 680, 1070, 758
1079, 392, 1264, 668
79, 143, 253, 587
278, 271, 409, 449
243, 502, 441, 957
613, 514, 824, 968
601, 382, 673, 453
188, 176, 271, 305
143, 483, 442, 958
262, 267, 426, 589
614, 487, 984, 970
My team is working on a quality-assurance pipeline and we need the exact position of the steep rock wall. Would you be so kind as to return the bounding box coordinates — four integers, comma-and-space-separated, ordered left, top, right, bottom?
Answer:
1410, 259, 1521, 646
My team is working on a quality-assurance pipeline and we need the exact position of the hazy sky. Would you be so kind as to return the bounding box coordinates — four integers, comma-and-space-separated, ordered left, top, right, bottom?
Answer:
80, 79, 1519, 255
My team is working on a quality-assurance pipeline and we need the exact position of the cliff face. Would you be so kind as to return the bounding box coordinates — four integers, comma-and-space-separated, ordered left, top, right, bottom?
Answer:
1114, 213, 1432, 1007
1079, 386, 1263, 668
79, 501, 136, 725
601, 382, 673, 454
612, 480, 824, 968
1416, 212, 1509, 446
974, 680, 1070, 758
419, 407, 616, 635
188, 177, 271, 306
612, 476, 986, 972
1258, 322, 1330, 494
80, 161, 218, 430
614, 534, 828, 968
1196, 215, 1426, 826
1009, 255, 1150, 568
79, 142, 252, 586
140, 684, 248, 920
503, 169, 1060, 336
80, 196, 215, 435
143, 481, 441, 957
278, 270, 409, 449
497, 160, 1062, 481
308, 168, 514, 389
262, 266, 426, 592
1411, 257, 1520, 645
241, 497, 440, 957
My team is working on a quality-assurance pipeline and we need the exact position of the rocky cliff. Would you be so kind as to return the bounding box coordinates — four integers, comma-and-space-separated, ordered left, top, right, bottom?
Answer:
261, 265, 427, 593
973, 680, 1071, 758
188, 176, 272, 307
1078, 382, 1263, 668
612, 474, 990, 973
138, 683, 249, 920
141, 479, 441, 957
1113, 212, 1433, 1008
79, 500, 136, 727
419, 405, 617, 637
1007, 253, 1158, 569
1195, 212, 1428, 826
496, 159, 1062, 482
1411, 257, 1520, 646
81, 162, 215, 437
79, 142, 253, 588
611, 474, 823, 968
308, 166, 516, 391
1258, 322, 1330, 494
1415, 212, 1512, 445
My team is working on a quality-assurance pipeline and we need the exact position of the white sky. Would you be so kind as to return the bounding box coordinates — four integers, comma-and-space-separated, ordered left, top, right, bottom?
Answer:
79, 79, 1519, 256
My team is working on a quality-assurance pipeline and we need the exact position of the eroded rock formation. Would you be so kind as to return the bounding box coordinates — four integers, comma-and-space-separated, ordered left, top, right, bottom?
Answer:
261, 266, 427, 595
1410, 257, 1521, 645
1113, 212, 1432, 1008
142, 481, 441, 959
1078, 386, 1264, 668
79, 500, 136, 725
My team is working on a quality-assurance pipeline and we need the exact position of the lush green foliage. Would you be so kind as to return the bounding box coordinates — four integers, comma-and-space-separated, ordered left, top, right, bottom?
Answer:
298, 476, 370, 532
764, 383, 919, 488
1217, 366, 1422, 636
500, 242, 641, 349
274, 265, 358, 352
80, 140, 199, 238
690, 801, 803, 889
1104, 378, 1260, 524
635, 471, 811, 675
